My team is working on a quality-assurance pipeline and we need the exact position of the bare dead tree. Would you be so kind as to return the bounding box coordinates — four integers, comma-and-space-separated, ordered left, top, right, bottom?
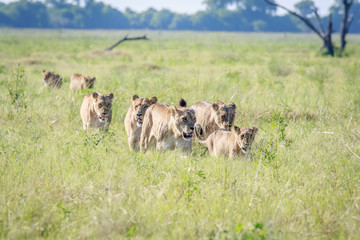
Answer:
264, 0, 354, 56
340, 0, 354, 52
107, 35, 148, 51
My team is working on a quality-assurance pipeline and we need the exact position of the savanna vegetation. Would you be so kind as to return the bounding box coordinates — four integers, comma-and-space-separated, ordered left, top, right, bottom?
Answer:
0, 29, 360, 239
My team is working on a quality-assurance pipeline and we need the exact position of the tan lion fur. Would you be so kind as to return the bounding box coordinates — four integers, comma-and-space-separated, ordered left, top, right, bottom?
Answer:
191, 101, 236, 138
124, 95, 158, 151
42, 70, 62, 88
140, 99, 196, 155
70, 73, 96, 91
80, 92, 114, 131
195, 123, 258, 158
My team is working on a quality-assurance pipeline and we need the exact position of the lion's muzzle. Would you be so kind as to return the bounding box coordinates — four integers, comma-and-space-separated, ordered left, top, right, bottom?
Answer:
136, 113, 143, 127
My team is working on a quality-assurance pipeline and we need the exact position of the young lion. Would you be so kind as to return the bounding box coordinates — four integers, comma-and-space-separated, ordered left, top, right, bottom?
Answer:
42, 70, 62, 88
140, 99, 196, 155
195, 123, 258, 158
80, 92, 114, 131
191, 101, 236, 138
124, 95, 158, 151
70, 73, 96, 91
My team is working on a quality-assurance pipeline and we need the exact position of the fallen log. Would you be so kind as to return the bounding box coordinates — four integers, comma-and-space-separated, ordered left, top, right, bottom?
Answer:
107, 34, 148, 51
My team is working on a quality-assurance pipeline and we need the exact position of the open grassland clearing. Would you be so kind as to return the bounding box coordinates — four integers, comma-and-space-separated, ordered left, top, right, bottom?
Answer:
1, 30, 360, 239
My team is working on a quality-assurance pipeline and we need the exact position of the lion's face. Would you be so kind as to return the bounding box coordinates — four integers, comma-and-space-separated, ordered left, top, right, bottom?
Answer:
82, 76, 96, 89
234, 126, 258, 154
173, 107, 196, 141
131, 95, 158, 127
42, 70, 61, 87
42, 70, 55, 86
212, 102, 237, 130
92, 92, 114, 122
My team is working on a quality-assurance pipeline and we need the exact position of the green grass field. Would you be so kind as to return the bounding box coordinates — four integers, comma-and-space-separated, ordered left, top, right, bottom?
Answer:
1, 29, 360, 239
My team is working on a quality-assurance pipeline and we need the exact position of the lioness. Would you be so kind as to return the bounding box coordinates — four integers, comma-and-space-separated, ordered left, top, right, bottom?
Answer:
140, 99, 196, 155
195, 123, 258, 158
42, 70, 62, 88
80, 92, 114, 131
70, 73, 96, 91
124, 95, 158, 151
191, 101, 236, 138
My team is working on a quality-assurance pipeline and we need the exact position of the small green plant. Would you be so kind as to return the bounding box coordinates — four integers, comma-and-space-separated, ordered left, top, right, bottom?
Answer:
242, 223, 267, 240
255, 108, 292, 172
183, 177, 200, 201
6, 65, 27, 112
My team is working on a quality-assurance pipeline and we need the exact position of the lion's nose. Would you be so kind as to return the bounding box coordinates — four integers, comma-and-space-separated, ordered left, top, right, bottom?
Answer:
137, 113, 141, 116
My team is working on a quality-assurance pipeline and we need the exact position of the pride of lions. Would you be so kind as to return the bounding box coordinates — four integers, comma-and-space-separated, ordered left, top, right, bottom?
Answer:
43, 70, 258, 158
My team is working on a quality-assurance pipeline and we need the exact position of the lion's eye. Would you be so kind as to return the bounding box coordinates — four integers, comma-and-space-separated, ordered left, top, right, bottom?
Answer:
99, 104, 102, 108
222, 116, 226, 120
144, 106, 148, 109
241, 135, 245, 140
183, 118, 187, 123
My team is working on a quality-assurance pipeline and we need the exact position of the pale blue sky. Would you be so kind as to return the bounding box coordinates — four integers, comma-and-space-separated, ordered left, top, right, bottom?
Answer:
1, 0, 335, 16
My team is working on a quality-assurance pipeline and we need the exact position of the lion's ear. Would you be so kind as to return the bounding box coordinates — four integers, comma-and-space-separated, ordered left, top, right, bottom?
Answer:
179, 98, 186, 107
42, 70, 46, 73
232, 125, 241, 134
252, 126, 258, 134
150, 96, 158, 104
228, 103, 236, 110
132, 95, 139, 102
212, 103, 219, 111
92, 92, 98, 99
92, 77, 96, 81
108, 93, 114, 100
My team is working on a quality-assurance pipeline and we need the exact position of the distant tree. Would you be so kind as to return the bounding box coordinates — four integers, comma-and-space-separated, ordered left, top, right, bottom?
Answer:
83, 2, 129, 29
204, 0, 276, 14
2, 0, 49, 27
264, 0, 355, 56
191, 11, 224, 30
203, 0, 232, 10
139, 8, 157, 29
295, 0, 316, 17
169, 14, 193, 30
149, 9, 174, 29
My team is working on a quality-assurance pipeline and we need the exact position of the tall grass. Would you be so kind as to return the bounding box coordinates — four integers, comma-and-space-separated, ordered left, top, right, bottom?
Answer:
0, 30, 360, 239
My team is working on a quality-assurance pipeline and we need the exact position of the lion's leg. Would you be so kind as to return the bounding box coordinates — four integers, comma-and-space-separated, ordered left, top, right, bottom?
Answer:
128, 137, 134, 151
129, 136, 140, 151
140, 128, 150, 152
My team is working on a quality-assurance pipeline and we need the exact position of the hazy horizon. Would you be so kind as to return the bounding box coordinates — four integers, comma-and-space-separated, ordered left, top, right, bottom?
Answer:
0, 0, 335, 16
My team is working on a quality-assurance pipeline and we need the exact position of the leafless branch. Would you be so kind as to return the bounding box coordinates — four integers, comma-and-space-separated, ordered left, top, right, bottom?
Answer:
107, 34, 148, 51
263, 0, 323, 39
314, 7, 325, 36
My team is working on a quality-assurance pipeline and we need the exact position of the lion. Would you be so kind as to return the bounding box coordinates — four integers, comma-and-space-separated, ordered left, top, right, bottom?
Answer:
140, 99, 196, 155
124, 95, 158, 151
70, 73, 96, 91
80, 92, 114, 131
191, 101, 236, 138
195, 123, 258, 158
42, 70, 62, 88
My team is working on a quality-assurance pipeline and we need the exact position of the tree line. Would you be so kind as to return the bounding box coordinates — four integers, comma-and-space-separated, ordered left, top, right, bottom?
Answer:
0, 0, 359, 33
